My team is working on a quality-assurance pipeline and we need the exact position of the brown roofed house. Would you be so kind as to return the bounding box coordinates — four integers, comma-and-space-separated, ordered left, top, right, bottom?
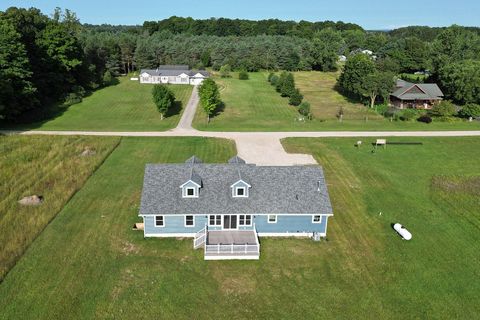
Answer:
390, 79, 444, 109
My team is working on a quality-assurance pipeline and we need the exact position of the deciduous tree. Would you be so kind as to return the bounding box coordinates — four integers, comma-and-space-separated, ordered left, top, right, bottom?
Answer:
458, 103, 480, 118
360, 72, 394, 108
438, 60, 480, 105
219, 64, 231, 78
338, 53, 376, 98
198, 78, 221, 123
0, 18, 36, 120
152, 84, 175, 120
430, 100, 456, 118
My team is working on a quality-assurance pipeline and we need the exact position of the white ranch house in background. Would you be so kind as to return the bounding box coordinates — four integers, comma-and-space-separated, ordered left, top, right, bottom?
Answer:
138, 156, 334, 260
139, 65, 209, 85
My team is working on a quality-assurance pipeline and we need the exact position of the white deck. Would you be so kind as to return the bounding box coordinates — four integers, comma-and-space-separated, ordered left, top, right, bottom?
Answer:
207, 230, 258, 245
194, 227, 260, 260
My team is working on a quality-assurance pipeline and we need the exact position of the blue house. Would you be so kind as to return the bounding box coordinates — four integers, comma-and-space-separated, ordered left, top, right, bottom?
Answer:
139, 156, 333, 260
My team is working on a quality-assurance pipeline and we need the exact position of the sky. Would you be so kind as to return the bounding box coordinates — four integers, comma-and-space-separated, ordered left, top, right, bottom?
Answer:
1, 0, 479, 30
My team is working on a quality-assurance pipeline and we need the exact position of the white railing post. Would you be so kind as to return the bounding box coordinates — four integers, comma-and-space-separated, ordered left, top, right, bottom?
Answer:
217, 243, 220, 254
231, 244, 233, 253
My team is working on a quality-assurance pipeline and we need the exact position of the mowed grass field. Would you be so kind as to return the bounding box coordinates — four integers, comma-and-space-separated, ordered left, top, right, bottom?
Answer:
0, 135, 120, 280
294, 71, 382, 120
193, 72, 300, 130
0, 136, 479, 319
3, 77, 193, 131
193, 72, 480, 131
283, 137, 480, 318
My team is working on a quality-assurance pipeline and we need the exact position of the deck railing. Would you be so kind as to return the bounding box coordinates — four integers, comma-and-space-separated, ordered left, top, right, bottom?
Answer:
204, 223, 260, 256
193, 225, 207, 249
205, 243, 259, 255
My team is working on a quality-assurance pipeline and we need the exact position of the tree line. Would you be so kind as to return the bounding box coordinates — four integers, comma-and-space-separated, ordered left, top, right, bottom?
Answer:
142, 16, 363, 38
339, 25, 480, 111
2, 6, 480, 122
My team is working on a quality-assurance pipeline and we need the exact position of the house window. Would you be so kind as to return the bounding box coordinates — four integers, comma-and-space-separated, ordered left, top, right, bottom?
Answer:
239, 215, 252, 226
234, 187, 248, 198
183, 187, 197, 198
155, 216, 164, 227
312, 215, 322, 223
209, 215, 221, 226
185, 215, 195, 227
268, 215, 277, 223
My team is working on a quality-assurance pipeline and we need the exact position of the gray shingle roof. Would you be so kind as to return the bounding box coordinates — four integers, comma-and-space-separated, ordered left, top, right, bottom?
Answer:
391, 80, 444, 100
158, 65, 189, 70
185, 156, 203, 164
140, 68, 210, 77
228, 156, 246, 164
139, 163, 333, 216
189, 169, 203, 186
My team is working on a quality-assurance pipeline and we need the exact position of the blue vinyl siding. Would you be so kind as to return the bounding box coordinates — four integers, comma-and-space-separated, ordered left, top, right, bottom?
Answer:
254, 215, 327, 234
144, 215, 207, 235
144, 214, 327, 236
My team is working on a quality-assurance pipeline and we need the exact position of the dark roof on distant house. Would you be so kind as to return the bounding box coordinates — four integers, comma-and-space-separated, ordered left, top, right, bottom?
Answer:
158, 65, 190, 70
140, 65, 209, 77
139, 157, 333, 216
391, 79, 444, 101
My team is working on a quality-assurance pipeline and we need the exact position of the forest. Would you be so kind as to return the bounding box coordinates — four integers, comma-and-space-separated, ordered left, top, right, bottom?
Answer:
1, 7, 480, 121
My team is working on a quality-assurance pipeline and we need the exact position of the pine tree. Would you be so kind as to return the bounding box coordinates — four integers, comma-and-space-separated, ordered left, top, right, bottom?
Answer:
280, 73, 295, 97
289, 88, 303, 106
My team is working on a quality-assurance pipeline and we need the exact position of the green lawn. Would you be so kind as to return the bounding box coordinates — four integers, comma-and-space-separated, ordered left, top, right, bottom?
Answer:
193, 72, 301, 130
1, 77, 193, 131
282, 137, 480, 318
0, 136, 479, 319
294, 71, 383, 120
193, 72, 480, 131
0, 135, 120, 280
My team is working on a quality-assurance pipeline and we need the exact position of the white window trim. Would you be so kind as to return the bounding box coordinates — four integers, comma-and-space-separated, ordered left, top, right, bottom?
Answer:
234, 186, 248, 198
208, 215, 222, 226
312, 215, 322, 224
183, 186, 199, 198
267, 215, 277, 223
186, 187, 195, 197
184, 215, 195, 227
155, 215, 165, 227
239, 214, 252, 226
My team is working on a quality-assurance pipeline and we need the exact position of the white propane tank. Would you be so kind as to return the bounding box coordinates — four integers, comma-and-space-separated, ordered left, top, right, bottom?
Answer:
393, 223, 412, 240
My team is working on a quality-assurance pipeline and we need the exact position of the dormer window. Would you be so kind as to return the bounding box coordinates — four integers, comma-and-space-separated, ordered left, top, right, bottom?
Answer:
181, 183, 199, 198
236, 187, 245, 197
231, 179, 251, 198
180, 167, 202, 198
186, 188, 195, 197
